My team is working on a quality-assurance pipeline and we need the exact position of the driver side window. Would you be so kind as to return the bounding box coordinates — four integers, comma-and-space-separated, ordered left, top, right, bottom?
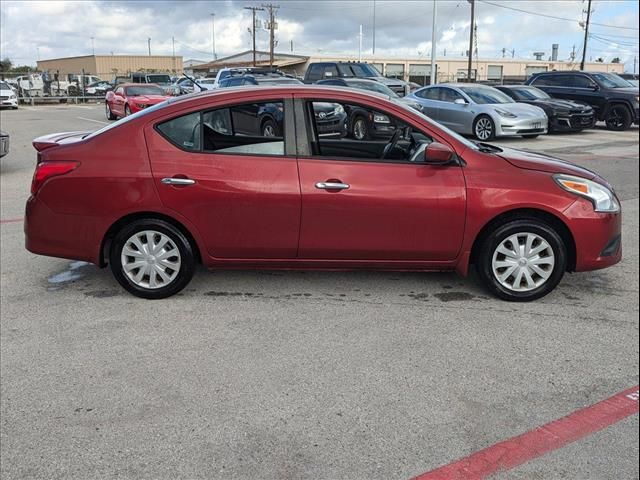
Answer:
306, 100, 432, 163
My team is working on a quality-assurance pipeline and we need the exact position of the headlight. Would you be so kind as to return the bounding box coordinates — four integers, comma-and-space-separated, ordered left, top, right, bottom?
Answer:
373, 113, 391, 123
555, 109, 570, 116
136, 103, 147, 109
554, 174, 620, 213
9, 94, 16, 99
333, 104, 344, 115
635, 95, 639, 103
495, 108, 517, 118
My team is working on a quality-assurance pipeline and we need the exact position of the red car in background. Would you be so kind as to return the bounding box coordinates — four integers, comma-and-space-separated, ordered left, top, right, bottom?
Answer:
105, 83, 171, 119
25, 86, 621, 301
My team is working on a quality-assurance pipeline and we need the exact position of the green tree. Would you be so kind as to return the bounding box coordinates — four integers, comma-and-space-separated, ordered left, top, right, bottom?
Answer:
611, 57, 621, 63
595, 57, 604, 63
0, 57, 12, 72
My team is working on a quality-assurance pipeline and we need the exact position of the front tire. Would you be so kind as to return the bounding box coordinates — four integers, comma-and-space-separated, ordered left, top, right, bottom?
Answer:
352, 116, 369, 140
261, 119, 278, 137
105, 102, 117, 120
476, 219, 567, 301
605, 104, 632, 131
124, 104, 131, 117
109, 219, 196, 299
473, 115, 495, 141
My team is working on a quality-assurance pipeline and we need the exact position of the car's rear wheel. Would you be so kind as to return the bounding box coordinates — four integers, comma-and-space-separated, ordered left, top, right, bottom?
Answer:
605, 104, 632, 131
352, 116, 369, 140
105, 102, 117, 120
124, 104, 132, 117
473, 115, 495, 141
109, 219, 196, 299
476, 219, 567, 301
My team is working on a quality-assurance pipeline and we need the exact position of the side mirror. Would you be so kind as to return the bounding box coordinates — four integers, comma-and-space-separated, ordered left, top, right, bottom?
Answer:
454, 98, 468, 105
424, 142, 455, 164
590, 83, 599, 91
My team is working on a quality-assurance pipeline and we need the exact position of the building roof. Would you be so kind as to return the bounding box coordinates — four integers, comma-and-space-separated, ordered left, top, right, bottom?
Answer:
195, 50, 309, 71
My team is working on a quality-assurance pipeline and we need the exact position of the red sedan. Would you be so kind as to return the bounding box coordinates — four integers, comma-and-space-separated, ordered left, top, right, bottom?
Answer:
104, 83, 171, 119
25, 86, 621, 301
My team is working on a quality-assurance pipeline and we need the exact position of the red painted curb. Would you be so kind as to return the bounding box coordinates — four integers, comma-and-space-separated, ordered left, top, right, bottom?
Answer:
413, 386, 640, 480
0, 218, 24, 224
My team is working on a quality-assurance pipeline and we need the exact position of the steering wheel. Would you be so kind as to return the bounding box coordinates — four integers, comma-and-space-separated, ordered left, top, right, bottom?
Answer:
381, 128, 403, 160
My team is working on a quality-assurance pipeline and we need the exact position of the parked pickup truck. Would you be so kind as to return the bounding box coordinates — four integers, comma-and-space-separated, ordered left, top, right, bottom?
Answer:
303, 61, 410, 96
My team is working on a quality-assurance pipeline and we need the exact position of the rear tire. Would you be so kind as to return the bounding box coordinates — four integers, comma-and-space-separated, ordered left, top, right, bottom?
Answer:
352, 116, 369, 140
473, 115, 495, 141
475, 218, 567, 302
261, 119, 278, 137
109, 219, 196, 299
605, 104, 632, 131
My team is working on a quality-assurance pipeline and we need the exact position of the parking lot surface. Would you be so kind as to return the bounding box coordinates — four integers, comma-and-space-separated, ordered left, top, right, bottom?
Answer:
1, 105, 638, 479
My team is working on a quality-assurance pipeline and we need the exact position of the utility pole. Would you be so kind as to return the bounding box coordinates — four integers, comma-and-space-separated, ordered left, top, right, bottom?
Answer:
502, 47, 506, 58
467, 0, 475, 82
372, 0, 376, 54
580, 0, 592, 70
211, 13, 217, 60
245, 6, 264, 66
512, 49, 515, 58
358, 25, 363, 61
147, 37, 151, 56
91, 37, 95, 55
430, 0, 437, 85
634, 56, 637, 74
262, 4, 279, 68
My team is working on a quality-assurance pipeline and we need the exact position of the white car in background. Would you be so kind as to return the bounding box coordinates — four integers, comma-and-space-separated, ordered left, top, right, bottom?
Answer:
0, 81, 19, 109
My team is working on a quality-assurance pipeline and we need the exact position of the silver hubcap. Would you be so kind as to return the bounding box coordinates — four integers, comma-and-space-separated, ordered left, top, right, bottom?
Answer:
121, 230, 181, 289
262, 123, 275, 137
491, 232, 555, 292
476, 117, 493, 140
353, 119, 366, 140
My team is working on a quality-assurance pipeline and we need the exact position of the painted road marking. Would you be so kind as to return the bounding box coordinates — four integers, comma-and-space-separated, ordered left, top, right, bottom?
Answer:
412, 386, 640, 480
0, 218, 24, 224
77, 116, 108, 125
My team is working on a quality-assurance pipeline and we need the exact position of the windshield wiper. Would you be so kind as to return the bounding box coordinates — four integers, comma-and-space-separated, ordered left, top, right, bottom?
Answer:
474, 141, 503, 153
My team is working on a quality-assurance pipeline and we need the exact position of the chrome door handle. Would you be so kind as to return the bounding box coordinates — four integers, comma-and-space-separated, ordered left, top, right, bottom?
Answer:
315, 182, 350, 190
161, 177, 196, 186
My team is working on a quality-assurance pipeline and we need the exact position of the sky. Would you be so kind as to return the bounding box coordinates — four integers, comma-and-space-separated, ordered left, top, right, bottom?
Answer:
1, 0, 638, 72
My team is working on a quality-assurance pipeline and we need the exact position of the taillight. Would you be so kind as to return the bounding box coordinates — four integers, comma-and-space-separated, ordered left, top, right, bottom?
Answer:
31, 161, 79, 195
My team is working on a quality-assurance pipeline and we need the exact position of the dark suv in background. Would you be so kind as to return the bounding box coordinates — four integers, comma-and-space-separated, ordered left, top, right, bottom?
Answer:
303, 61, 410, 96
525, 71, 639, 131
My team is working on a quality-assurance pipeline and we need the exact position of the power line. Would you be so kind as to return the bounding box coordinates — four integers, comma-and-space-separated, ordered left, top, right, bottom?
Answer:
479, 0, 639, 30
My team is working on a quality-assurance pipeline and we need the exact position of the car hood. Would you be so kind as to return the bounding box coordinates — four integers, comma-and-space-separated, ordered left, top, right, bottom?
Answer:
129, 95, 168, 102
0, 88, 14, 95
486, 102, 545, 117
497, 147, 597, 179
370, 76, 407, 87
524, 99, 592, 111
609, 86, 639, 94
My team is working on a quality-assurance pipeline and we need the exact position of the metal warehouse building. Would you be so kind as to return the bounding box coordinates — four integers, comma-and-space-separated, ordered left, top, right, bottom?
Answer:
36, 55, 184, 79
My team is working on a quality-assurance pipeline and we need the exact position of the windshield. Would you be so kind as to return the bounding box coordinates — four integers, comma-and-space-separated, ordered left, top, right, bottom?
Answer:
0, 81, 10, 90
146, 75, 171, 85
393, 100, 479, 151
592, 72, 635, 88
349, 80, 398, 97
337, 63, 380, 77
126, 86, 164, 96
459, 86, 514, 104
511, 87, 551, 100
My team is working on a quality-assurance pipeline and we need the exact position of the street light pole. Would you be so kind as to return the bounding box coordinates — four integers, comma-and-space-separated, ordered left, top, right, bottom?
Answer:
430, 0, 437, 85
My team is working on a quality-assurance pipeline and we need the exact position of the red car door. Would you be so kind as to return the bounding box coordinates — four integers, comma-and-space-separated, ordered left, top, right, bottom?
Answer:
111, 87, 125, 116
294, 95, 467, 261
145, 97, 301, 260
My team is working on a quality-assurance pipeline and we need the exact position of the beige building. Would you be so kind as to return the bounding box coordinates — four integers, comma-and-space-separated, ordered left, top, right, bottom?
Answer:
195, 50, 624, 85
37, 55, 183, 80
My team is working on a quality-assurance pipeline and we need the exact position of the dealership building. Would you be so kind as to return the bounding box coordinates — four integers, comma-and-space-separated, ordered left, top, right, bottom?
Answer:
194, 50, 625, 85
36, 55, 184, 80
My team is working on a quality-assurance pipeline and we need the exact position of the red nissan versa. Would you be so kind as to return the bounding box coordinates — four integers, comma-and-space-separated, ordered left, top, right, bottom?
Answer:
25, 86, 622, 301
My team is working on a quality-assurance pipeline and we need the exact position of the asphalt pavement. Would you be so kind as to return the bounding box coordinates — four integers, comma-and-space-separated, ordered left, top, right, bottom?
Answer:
1, 104, 638, 480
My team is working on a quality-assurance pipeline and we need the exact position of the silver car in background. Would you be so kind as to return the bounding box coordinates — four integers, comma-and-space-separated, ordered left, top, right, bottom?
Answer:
406, 83, 548, 140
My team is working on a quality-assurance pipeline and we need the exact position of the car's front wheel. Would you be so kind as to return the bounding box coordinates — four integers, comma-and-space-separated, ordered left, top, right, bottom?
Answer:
352, 116, 369, 140
605, 104, 632, 131
473, 115, 495, 141
124, 104, 132, 117
105, 102, 117, 120
476, 219, 567, 301
109, 219, 196, 299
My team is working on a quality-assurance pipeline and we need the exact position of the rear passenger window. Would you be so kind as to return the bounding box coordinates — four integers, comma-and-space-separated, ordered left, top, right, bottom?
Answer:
156, 112, 201, 151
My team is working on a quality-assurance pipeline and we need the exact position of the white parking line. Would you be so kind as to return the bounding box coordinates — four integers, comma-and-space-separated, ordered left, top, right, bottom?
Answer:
77, 116, 108, 125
